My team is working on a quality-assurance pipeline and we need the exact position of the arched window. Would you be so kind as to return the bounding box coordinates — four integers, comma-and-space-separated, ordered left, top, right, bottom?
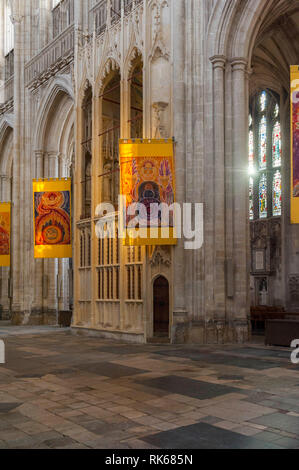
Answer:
4, 0, 14, 80
82, 84, 92, 219
248, 90, 282, 220
4, 0, 14, 56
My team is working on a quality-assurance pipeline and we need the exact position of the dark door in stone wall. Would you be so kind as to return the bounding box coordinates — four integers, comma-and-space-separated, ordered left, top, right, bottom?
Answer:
153, 276, 169, 336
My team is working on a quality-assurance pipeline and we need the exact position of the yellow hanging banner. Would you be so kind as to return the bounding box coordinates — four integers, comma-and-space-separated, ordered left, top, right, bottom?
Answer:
291, 66, 299, 224
119, 139, 177, 246
33, 179, 72, 259
0, 202, 11, 267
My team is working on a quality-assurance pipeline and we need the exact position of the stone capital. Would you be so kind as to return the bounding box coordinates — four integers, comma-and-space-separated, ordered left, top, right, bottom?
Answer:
46, 151, 59, 160
210, 55, 226, 70
0, 174, 10, 182
231, 57, 248, 72
34, 150, 44, 158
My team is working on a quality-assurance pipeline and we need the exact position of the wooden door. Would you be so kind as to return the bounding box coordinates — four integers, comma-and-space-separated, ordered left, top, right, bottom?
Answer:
153, 276, 169, 335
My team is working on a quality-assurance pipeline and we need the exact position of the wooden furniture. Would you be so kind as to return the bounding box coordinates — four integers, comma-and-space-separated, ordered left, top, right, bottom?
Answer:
251, 306, 286, 330
58, 311, 72, 328
265, 319, 299, 347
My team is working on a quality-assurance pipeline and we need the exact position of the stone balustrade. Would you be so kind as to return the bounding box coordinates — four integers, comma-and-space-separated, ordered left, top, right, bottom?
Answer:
6, 0, 144, 97
25, 24, 75, 89
0, 76, 14, 111
52, 0, 75, 39
89, 0, 143, 35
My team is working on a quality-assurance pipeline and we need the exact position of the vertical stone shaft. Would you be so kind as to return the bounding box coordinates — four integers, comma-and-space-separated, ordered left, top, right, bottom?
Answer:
231, 58, 250, 334
172, 0, 187, 329
211, 56, 226, 324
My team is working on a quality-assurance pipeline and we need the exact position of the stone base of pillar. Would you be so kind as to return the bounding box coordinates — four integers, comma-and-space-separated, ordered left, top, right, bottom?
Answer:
11, 309, 57, 326
171, 318, 251, 345
171, 310, 190, 344
0, 309, 12, 321
72, 327, 145, 344
41, 310, 58, 326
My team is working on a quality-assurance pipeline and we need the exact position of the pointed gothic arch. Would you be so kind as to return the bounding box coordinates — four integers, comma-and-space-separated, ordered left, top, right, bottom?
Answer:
96, 57, 120, 97
0, 119, 13, 177
33, 76, 74, 152
204, 0, 299, 331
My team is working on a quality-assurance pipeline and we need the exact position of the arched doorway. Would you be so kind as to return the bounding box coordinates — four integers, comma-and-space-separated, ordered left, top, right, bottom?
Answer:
202, 0, 299, 342
0, 124, 13, 322
246, 5, 299, 330
153, 276, 169, 336
32, 85, 74, 325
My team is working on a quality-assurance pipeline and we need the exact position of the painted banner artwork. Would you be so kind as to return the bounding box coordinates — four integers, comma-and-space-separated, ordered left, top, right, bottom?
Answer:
0, 203, 11, 267
119, 139, 177, 246
33, 179, 72, 258
291, 66, 299, 223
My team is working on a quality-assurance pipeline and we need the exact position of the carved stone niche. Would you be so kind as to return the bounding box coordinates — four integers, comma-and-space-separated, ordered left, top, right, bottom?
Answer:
289, 275, 299, 303
150, 246, 171, 268
152, 101, 169, 139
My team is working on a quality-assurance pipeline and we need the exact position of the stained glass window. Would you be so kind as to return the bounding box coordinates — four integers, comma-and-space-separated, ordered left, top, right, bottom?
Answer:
259, 174, 267, 219
249, 177, 254, 220
249, 91, 282, 221
249, 130, 254, 173
272, 122, 281, 168
260, 91, 267, 112
259, 116, 267, 170
273, 170, 282, 217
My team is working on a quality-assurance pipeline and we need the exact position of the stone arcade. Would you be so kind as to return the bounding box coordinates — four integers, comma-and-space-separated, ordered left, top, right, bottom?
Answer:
0, 0, 298, 344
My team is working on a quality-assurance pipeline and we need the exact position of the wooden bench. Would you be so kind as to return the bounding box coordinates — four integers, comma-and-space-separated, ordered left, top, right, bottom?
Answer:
265, 318, 299, 347
251, 306, 286, 330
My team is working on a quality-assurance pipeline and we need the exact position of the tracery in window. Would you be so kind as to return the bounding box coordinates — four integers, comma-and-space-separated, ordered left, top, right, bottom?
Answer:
259, 116, 267, 170
272, 121, 281, 168
259, 174, 268, 219
82, 84, 92, 219
249, 90, 282, 220
97, 227, 120, 301
249, 177, 254, 220
260, 91, 267, 112
273, 170, 282, 217
249, 130, 254, 173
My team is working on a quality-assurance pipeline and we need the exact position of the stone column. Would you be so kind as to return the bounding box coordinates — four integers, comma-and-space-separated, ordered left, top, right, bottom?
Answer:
231, 58, 250, 342
33, 150, 44, 316
39, 0, 51, 49
210, 55, 226, 341
43, 151, 58, 324
171, 0, 188, 343
11, 10, 24, 323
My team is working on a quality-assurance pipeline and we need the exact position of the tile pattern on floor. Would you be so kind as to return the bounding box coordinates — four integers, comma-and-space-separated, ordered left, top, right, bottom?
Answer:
0, 328, 298, 449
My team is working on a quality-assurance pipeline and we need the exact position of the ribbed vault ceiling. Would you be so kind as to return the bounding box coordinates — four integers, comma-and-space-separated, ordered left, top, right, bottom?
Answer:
252, 0, 299, 94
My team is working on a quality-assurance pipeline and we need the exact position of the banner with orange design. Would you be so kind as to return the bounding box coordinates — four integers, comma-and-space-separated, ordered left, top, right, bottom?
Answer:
291, 66, 299, 224
119, 139, 177, 246
0, 203, 11, 267
33, 179, 72, 259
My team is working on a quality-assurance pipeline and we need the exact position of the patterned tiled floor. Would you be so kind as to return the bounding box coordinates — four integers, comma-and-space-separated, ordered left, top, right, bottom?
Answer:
0, 327, 299, 449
